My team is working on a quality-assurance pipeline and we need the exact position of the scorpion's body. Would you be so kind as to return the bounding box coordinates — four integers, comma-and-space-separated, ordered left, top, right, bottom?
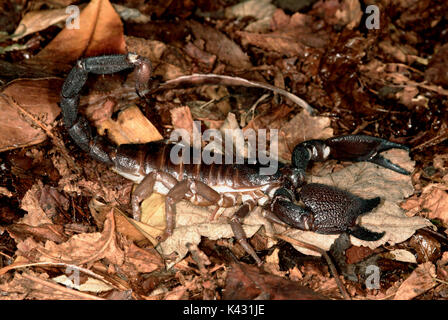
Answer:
110, 141, 282, 206
60, 53, 411, 265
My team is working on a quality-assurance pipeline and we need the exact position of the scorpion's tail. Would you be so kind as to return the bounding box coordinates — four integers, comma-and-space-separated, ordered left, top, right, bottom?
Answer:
60, 53, 152, 164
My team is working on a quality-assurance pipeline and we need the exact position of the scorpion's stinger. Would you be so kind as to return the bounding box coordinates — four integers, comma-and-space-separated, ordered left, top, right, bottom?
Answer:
292, 134, 411, 175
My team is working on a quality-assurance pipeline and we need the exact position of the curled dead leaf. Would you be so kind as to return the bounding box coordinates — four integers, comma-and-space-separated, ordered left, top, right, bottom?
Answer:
16, 209, 124, 266
96, 105, 163, 145
393, 262, 436, 300
28, 0, 126, 73
0, 79, 62, 152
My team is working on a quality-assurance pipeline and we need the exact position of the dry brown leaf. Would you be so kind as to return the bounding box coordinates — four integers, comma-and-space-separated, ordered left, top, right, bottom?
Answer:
16, 210, 124, 266
383, 249, 417, 263
52, 274, 114, 293
122, 241, 163, 274
187, 20, 252, 69
89, 199, 147, 242
425, 42, 448, 87
334, 0, 363, 30
225, 0, 276, 33
225, 0, 276, 20
421, 185, 448, 224
0, 79, 62, 152
0, 270, 86, 300
393, 262, 437, 300
19, 182, 53, 227
157, 204, 269, 267
12, 8, 71, 40
223, 262, 328, 300
28, 0, 126, 73
96, 105, 163, 145
401, 183, 448, 226
125, 36, 166, 62
170, 106, 195, 138
7, 223, 67, 244
237, 10, 328, 57
409, 233, 442, 263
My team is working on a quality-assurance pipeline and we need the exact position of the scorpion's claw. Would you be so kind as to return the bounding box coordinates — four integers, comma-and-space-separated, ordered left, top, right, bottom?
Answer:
292, 134, 410, 175
269, 183, 385, 241
325, 135, 410, 175
347, 225, 385, 241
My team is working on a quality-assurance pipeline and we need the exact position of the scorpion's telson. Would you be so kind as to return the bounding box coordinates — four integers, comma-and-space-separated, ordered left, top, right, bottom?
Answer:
60, 53, 411, 265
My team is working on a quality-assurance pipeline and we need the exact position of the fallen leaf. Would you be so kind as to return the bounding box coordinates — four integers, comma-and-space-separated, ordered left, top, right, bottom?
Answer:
425, 43, 448, 87
237, 10, 328, 57
225, 0, 276, 20
122, 241, 164, 274
16, 209, 124, 266
0, 79, 62, 152
27, 0, 126, 73
394, 262, 436, 300
157, 204, 269, 267
383, 249, 417, 264
170, 106, 196, 140
334, 0, 363, 30
223, 262, 328, 300
345, 245, 374, 264
95, 105, 163, 145
7, 223, 67, 244
19, 182, 53, 227
401, 183, 448, 225
12, 8, 71, 40
225, 0, 276, 33
187, 20, 252, 69
0, 270, 88, 300
52, 275, 114, 293
421, 186, 448, 225
409, 233, 442, 263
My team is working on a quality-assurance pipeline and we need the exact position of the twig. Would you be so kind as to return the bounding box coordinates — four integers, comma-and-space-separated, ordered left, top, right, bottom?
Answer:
0, 261, 120, 290
21, 272, 105, 300
149, 74, 316, 115
411, 128, 448, 151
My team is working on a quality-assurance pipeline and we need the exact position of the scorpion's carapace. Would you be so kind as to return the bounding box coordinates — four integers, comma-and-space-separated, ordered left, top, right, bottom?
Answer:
60, 53, 411, 265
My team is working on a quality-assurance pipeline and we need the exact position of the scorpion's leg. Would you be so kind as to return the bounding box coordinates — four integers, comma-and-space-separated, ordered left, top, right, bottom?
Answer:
292, 134, 410, 175
131, 171, 178, 221
229, 200, 263, 266
159, 179, 222, 242
158, 179, 263, 265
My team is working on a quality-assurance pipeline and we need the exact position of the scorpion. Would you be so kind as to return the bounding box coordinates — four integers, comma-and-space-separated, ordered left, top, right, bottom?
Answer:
60, 53, 411, 265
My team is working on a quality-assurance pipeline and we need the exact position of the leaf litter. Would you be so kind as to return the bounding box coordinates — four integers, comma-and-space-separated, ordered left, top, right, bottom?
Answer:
1, 0, 448, 301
